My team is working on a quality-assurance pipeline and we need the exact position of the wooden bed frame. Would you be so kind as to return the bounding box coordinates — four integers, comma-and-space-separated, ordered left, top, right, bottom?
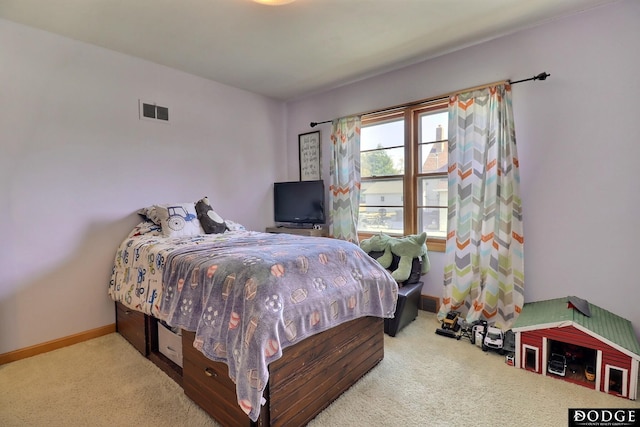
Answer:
115, 301, 384, 426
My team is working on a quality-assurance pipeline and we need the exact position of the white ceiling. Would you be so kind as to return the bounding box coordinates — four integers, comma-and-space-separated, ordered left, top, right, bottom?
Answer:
0, 0, 618, 101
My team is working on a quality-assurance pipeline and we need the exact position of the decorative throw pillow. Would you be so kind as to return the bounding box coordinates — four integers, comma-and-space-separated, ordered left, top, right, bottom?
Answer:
195, 197, 227, 234
155, 203, 202, 238
128, 221, 161, 238
224, 219, 246, 232
137, 206, 162, 225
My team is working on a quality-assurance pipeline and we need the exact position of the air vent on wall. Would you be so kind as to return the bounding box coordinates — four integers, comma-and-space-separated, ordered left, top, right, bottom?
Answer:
139, 100, 169, 123
421, 295, 440, 313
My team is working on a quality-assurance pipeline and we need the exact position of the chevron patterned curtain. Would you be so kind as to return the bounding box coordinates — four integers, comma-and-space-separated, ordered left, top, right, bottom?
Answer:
438, 84, 524, 329
329, 116, 362, 243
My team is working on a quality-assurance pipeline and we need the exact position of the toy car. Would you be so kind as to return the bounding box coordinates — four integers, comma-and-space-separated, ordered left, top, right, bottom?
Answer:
482, 326, 504, 352
472, 321, 487, 347
564, 344, 585, 362
435, 311, 461, 338
442, 311, 461, 331
585, 364, 595, 381
547, 353, 567, 377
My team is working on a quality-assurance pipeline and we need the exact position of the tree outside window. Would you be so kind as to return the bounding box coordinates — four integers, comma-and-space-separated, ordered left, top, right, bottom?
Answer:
359, 102, 448, 251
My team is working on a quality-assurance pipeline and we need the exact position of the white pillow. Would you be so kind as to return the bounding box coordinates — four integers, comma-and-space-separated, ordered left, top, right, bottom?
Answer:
155, 203, 202, 237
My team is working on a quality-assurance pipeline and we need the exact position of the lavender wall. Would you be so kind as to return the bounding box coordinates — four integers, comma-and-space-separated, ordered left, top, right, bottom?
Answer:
1, 0, 638, 355
286, 0, 640, 339
0, 19, 286, 354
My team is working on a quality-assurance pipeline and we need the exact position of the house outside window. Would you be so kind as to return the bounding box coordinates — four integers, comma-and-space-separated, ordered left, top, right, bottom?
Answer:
359, 101, 448, 251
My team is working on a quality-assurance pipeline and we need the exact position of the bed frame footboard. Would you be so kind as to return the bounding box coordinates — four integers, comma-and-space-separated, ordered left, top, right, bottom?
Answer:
115, 302, 384, 426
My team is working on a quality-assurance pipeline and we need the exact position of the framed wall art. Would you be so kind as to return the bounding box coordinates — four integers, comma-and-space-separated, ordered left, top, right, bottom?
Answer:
298, 131, 321, 181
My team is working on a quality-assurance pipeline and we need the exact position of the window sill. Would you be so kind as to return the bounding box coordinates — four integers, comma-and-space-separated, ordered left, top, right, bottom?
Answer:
426, 239, 445, 253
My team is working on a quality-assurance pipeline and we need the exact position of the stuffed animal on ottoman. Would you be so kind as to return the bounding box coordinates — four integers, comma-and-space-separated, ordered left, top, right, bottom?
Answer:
359, 233, 394, 268
388, 232, 430, 283
360, 232, 430, 283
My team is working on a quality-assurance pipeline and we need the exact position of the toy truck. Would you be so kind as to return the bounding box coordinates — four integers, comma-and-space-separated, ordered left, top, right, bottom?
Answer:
482, 326, 504, 352
471, 322, 509, 354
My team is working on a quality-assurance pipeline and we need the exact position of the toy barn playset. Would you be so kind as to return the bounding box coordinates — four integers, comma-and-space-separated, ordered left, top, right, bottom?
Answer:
436, 296, 639, 400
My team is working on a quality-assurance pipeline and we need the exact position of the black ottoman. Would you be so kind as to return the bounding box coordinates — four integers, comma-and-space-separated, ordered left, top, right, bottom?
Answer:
385, 281, 423, 337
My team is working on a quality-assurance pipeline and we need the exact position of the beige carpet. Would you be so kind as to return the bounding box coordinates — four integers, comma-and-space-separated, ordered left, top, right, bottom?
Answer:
1, 312, 638, 427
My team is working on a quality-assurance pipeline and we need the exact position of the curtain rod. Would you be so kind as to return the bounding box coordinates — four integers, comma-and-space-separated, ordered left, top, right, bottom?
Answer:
309, 71, 550, 127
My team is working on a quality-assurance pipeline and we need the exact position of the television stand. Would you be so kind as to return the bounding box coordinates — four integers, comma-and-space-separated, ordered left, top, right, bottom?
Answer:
265, 226, 328, 237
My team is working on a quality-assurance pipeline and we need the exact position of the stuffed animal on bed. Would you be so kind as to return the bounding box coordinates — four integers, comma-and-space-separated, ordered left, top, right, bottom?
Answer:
359, 233, 394, 268
195, 197, 228, 234
388, 232, 430, 283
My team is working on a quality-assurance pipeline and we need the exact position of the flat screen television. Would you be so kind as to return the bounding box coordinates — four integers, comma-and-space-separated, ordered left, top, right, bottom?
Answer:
274, 180, 325, 227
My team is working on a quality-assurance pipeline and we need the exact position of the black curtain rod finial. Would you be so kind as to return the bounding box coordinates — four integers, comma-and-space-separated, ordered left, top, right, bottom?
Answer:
309, 119, 332, 128
509, 71, 551, 85
535, 72, 550, 81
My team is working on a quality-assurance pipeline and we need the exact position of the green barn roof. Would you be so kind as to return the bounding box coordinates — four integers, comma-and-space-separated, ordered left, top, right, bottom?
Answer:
512, 296, 640, 359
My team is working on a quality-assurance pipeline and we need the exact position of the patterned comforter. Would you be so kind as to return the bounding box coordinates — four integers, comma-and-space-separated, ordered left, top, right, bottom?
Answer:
109, 222, 398, 422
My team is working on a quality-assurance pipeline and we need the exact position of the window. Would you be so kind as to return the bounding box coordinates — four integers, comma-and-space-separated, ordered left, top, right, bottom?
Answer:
359, 101, 448, 251
605, 365, 628, 396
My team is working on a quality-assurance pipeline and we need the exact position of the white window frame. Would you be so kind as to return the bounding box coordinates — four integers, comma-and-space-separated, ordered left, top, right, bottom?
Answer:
604, 363, 628, 397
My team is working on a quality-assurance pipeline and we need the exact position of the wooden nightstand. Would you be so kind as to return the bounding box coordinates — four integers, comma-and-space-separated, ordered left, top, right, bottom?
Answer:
265, 226, 328, 237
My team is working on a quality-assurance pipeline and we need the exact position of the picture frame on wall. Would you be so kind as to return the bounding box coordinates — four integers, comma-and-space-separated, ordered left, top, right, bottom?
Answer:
298, 131, 321, 181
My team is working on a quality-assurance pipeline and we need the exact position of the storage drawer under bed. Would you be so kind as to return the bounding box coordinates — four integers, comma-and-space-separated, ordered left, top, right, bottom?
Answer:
157, 321, 183, 368
181, 330, 255, 427
115, 302, 148, 356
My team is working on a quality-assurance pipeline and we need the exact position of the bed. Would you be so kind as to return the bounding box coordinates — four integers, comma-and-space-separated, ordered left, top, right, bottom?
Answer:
108, 202, 398, 426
